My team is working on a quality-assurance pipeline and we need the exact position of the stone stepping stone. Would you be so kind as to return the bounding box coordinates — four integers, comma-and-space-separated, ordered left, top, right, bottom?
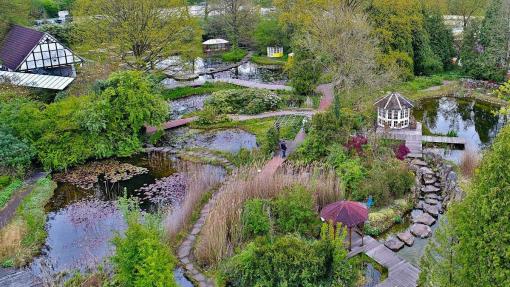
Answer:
425, 198, 440, 205
420, 166, 434, 175
425, 194, 442, 201
413, 213, 436, 226
384, 237, 405, 251
423, 203, 440, 218
416, 201, 426, 210
422, 185, 441, 193
410, 223, 432, 239
411, 159, 428, 166
434, 182, 441, 187
397, 231, 415, 246
411, 209, 424, 221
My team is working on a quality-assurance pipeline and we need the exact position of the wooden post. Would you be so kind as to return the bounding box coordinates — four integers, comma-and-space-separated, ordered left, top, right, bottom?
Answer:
361, 223, 364, 247
349, 227, 352, 251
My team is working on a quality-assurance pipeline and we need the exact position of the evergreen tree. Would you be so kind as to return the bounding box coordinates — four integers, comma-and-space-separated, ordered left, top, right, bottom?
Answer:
423, 8, 456, 70
461, 0, 510, 81
452, 125, 510, 286
419, 216, 461, 287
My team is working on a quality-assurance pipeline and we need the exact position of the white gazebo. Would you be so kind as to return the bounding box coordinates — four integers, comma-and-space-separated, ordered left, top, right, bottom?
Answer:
202, 38, 230, 53
374, 92, 414, 129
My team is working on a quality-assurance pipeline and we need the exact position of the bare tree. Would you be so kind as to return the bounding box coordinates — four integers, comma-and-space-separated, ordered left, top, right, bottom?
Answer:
207, 0, 259, 46
447, 0, 488, 27
74, 0, 201, 70
300, 0, 396, 91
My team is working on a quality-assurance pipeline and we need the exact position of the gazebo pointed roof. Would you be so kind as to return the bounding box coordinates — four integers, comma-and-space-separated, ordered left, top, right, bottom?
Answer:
374, 92, 414, 110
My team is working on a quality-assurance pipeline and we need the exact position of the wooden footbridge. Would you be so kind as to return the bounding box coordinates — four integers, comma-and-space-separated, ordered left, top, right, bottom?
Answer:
348, 235, 420, 287
376, 122, 466, 158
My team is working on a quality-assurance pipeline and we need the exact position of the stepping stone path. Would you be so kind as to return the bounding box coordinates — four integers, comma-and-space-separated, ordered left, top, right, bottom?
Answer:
410, 224, 432, 239
413, 213, 436, 226
385, 155, 453, 255
397, 231, 415, 246
385, 237, 405, 251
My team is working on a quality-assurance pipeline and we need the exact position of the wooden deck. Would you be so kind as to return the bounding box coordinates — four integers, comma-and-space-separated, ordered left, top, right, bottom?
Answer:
376, 123, 466, 158
348, 235, 419, 287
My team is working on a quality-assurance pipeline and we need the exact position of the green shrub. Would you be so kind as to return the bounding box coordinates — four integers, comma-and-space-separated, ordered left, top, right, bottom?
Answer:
112, 198, 177, 287
205, 89, 282, 115
220, 224, 355, 287
0, 128, 35, 175
357, 159, 414, 206
272, 186, 319, 236
242, 199, 271, 238
161, 82, 242, 100
263, 126, 280, 155
0, 175, 11, 188
196, 106, 231, 126
327, 145, 365, 195
363, 223, 381, 237
221, 48, 248, 62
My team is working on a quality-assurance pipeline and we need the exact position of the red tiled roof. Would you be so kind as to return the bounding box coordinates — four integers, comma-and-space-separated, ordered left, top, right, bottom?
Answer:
0, 25, 44, 71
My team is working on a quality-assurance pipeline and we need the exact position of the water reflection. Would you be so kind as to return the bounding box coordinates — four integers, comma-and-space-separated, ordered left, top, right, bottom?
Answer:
160, 127, 258, 153
414, 97, 506, 150
33, 152, 225, 279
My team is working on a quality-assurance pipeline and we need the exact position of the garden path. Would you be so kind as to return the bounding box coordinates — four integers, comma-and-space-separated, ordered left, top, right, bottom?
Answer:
0, 171, 48, 229
145, 110, 314, 134
176, 83, 333, 286
348, 235, 420, 287
207, 78, 292, 91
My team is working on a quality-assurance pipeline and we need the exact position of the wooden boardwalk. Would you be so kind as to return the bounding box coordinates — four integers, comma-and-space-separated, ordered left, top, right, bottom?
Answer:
376, 123, 466, 158
348, 236, 419, 287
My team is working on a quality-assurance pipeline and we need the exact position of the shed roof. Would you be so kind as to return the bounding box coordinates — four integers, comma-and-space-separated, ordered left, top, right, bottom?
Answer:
0, 71, 75, 90
202, 38, 229, 45
0, 25, 45, 71
374, 92, 414, 110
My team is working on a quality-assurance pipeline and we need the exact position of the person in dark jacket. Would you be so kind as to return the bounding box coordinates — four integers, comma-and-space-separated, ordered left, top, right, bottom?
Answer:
280, 141, 287, 158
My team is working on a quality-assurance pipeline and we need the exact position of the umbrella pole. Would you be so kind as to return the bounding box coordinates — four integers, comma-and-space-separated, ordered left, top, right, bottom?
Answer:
349, 227, 352, 251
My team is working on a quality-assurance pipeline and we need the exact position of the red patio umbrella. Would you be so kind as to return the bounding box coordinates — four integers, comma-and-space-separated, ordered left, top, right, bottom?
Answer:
320, 200, 368, 250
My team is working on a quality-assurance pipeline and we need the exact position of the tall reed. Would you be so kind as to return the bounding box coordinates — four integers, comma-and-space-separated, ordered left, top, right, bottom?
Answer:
194, 164, 341, 267
163, 162, 224, 240
460, 149, 480, 178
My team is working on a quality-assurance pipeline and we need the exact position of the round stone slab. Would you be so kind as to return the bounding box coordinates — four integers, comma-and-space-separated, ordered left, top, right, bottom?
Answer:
423, 203, 440, 218
422, 185, 441, 193
385, 237, 405, 251
397, 231, 415, 246
420, 166, 434, 175
413, 213, 436, 226
425, 198, 440, 205
410, 223, 432, 239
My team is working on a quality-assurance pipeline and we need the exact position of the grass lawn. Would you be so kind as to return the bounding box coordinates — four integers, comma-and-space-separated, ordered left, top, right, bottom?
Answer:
390, 70, 465, 95
251, 55, 287, 66
0, 177, 56, 267
221, 48, 248, 62
0, 179, 23, 209
161, 82, 243, 100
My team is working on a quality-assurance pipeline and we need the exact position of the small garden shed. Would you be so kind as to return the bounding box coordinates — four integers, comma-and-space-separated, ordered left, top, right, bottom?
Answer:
374, 92, 414, 129
267, 46, 283, 58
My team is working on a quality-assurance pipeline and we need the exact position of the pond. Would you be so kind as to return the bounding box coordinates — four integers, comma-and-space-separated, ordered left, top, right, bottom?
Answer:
160, 127, 258, 153
169, 94, 210, 120
30, 152, 225, 286
352, 253, 388, 287
160, 57, 287, 89
414, 97, 506, 163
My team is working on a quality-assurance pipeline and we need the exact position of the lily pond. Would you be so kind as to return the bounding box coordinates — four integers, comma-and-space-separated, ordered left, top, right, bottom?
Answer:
29, 151, 226, 286
414, 97, 506, 163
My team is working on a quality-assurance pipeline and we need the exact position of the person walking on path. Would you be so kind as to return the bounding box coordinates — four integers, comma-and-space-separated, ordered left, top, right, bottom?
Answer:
280, 141, 287, 158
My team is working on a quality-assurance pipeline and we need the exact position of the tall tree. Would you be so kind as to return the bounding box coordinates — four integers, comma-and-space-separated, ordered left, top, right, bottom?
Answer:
421, 124, 510, 286
291, 0, 395, 92
423, 7, 456, 69
446, 0, 488, 27
74, 0, 202, 70
461, 0, 510, 81
206, 0, 259, 47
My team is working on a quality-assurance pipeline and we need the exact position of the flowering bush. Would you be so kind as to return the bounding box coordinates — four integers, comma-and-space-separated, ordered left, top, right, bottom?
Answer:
345, 135, 368, 156
394, 144, 410, 160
